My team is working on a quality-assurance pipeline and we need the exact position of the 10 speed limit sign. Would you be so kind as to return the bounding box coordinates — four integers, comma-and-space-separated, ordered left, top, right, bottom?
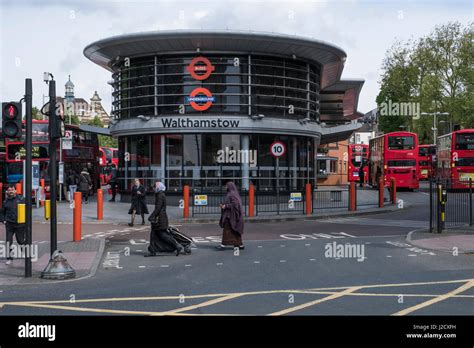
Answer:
270, 141, 286, 158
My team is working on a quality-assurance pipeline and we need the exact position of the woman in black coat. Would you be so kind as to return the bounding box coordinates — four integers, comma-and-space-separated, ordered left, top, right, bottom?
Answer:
128, 178, 149, 226
146, 181, 183, 256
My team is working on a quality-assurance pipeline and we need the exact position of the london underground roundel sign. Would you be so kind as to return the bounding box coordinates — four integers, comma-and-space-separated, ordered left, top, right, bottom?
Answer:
187, 87, 215, 111
270, 141, 286, 158
186, 56, 215, 80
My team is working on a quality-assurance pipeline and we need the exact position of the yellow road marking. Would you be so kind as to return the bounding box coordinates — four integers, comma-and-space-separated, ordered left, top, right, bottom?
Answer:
392, 279, 474, 316
1, 278, 472, 316
268, 286, 362, 316
162, 294, 244, 315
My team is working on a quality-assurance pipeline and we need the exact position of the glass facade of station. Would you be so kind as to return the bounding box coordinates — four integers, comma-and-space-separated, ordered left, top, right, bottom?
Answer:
111, 54, 321, 120
118, 134, 316, 193
111, 54, 322, 194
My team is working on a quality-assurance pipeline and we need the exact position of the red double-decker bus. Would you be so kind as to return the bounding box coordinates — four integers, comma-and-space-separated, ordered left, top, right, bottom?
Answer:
437, 129, 474, 187
369, 131, 419, 189
4, 120, 100, 198
418, 144, 436, 180
348, 144, 369, 182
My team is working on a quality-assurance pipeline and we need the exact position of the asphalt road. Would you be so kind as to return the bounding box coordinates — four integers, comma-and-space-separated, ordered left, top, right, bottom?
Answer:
0, 188, 473, 316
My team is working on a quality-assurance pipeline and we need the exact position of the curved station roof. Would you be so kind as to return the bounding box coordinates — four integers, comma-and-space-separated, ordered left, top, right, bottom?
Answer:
84, 30, 364, 141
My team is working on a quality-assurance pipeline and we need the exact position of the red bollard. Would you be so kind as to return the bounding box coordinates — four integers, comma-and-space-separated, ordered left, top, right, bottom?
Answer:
305, 183, 312, 215
73, 191, 82, 242
379, 178, 384, 208
183, 185, 190, 218
249, 184, 255, 218
97, 189, 103, 220
40, 179, 45, 206
349, 182, 357, 211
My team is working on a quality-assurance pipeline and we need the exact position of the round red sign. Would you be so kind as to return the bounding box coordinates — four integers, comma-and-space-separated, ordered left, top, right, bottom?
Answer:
188, 87, 214, 111
186, 57, 215, 80
270, 141, 286, 158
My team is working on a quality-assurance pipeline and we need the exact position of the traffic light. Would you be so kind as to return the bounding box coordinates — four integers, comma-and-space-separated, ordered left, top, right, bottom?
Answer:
50, 102, 65, 139
2, 102, 23, 138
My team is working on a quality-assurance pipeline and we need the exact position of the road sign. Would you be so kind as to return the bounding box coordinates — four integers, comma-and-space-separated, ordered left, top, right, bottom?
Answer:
270, 141, 286, 158
290, 192, 302, 202
59, 162, 64, 184
62, 129, 73, 150
32, 161, 40, 190
194, 195, 208, 206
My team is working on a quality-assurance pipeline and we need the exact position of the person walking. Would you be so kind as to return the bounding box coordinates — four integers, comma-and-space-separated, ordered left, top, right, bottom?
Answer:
217, 181, 244, 250
78, 168, 92, 204
128, 178, 148, 226
108, 165, 118, 202
66, 169, 79, 202
146, 181, 183, 256
1, 185, 26, 265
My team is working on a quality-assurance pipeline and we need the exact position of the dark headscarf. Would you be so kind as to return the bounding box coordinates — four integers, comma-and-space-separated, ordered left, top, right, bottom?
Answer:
219, 182, 244, 235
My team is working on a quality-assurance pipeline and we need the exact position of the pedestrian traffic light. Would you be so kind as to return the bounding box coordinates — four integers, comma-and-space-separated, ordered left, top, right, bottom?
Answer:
2, 102, 23, 138
50, 102, 65, 139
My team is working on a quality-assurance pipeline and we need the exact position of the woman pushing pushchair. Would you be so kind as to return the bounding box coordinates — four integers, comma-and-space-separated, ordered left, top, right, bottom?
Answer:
145, 181, 193, 257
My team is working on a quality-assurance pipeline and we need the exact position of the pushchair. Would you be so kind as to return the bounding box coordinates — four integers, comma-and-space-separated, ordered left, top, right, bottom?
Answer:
148, 225, 195, 255
167, 225, 195, 254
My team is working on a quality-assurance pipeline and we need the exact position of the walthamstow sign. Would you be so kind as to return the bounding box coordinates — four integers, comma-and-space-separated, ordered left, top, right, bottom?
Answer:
186, 56, 216, 111
161, 117, 240, 129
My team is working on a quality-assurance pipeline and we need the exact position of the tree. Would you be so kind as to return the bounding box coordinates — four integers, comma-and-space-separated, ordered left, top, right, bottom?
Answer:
376, 22, 473, 143
87, 116, 118, 148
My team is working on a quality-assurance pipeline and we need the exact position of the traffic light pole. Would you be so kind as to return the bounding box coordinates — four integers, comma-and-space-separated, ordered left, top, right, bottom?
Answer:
48, 80, 58, 256
25, 79, 33, 278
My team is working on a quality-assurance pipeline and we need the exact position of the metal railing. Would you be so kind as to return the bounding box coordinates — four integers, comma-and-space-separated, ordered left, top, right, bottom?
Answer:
429, 178, 473, 233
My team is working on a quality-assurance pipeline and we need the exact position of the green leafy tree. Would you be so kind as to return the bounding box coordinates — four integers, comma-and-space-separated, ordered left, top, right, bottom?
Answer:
87, 116, 117, 148
377, 22, 473, 143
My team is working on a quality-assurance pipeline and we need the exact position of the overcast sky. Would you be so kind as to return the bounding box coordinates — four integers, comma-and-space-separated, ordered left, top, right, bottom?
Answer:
0, 0, 472, 114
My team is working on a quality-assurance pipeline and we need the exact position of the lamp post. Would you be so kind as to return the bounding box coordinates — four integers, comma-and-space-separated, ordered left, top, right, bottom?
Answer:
420, 112, 450, 142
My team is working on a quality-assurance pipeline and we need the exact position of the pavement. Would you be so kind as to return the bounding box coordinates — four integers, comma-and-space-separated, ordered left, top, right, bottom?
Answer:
407, 227, 474, 254
0, 238, 104, 285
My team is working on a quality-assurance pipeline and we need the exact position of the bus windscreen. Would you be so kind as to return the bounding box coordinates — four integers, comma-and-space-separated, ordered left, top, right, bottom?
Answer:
455, 133, 474, 150
388, 136, 414, 150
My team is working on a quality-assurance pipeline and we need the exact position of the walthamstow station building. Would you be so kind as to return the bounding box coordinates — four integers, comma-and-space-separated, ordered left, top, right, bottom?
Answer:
84, 30, 364, 196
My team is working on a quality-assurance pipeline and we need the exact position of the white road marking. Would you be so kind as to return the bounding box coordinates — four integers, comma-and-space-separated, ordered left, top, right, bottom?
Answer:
160, 265, 169, 268
280, 260, 287, 263
386, 255, 392, 258
309, 259, 316, 261
408, 254, 417, 257
185, 264, 192, 267
216, 263, 223, 266
305, 244, 311, 246
138, 266, 146, 268
254, 261, 260, 264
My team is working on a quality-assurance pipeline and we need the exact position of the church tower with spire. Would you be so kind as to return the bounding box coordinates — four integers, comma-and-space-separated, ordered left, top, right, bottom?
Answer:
65, 75, 75, 102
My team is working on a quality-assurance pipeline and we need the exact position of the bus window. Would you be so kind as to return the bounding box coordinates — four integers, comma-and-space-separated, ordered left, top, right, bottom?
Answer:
455, 133, 474, 150
388, 136, 414, 150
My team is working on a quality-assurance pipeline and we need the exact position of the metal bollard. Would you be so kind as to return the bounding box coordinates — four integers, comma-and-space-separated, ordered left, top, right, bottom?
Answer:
183, 185, 190, 218
73, 191, 82, 242
44, 200, 51, 220
379, 178, 384, 208
305, 183, 312, 215
97, 189, 103, 220
249, 184, 255, 217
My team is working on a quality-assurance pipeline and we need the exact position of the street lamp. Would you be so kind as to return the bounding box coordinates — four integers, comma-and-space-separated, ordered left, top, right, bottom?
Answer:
420, 112, 450, 142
